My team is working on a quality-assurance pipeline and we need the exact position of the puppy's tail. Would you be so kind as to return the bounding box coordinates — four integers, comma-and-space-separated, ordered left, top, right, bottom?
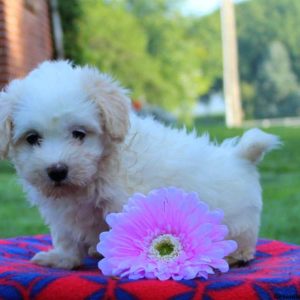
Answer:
235, 128, 281, 164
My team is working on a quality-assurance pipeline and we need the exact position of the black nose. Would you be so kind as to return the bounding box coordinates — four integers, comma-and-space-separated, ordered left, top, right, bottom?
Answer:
47, 163, 68, 182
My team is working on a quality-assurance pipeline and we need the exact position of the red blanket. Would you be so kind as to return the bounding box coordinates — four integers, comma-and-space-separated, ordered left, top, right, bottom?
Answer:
0, 235, 299, 299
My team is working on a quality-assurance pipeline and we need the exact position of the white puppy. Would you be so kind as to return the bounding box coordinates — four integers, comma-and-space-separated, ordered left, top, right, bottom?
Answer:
0, 61, 279, 269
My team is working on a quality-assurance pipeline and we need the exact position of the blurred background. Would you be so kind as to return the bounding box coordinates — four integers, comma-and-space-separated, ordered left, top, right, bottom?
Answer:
0, 0, 299, 244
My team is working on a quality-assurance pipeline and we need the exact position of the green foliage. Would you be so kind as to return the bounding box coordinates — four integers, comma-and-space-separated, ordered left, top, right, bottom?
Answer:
255, 41, 300, 118
236, 0, 300, 119
124, 0, 180, 17
187, 12, 222, 94
130, 12, 203, 114
58, 0, 83, 62
123, 0, 206, 113
58, 0, 215, 120
58, 0, 300, 120
77, 0, 155, 100
237, 0, 300, 81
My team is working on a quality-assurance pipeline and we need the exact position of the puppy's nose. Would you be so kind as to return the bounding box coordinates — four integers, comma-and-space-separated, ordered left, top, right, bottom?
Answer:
47, 163, 68, 183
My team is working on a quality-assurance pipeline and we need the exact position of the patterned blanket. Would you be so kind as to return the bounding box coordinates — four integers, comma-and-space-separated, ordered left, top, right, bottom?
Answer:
0, 235, 299, 299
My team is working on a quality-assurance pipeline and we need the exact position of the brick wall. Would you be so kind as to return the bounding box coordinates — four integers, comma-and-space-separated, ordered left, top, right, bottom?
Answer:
0, 0, 53, 88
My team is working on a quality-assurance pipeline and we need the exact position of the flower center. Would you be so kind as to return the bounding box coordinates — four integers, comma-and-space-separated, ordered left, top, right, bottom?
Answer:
155, 241, 174, 256
149, 234, 182, 261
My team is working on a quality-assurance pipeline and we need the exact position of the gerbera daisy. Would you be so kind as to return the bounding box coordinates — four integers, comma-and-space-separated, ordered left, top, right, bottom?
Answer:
97, 187, 237, 280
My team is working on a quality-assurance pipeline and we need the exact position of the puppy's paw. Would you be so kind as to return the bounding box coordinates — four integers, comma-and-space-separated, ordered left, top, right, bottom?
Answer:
31, 250, 81, 269
227, 247, 255, 267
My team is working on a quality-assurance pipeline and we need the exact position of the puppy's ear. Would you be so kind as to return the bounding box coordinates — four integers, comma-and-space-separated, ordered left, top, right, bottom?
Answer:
81, 67, 131, 143
0, 91, 13, 159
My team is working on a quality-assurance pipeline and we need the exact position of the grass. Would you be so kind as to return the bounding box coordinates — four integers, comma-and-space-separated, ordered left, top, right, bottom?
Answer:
0, 161, 48, 237
0, 125, 299, 244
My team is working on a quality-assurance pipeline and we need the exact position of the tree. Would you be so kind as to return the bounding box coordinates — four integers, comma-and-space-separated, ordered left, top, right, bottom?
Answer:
58, 0, 300, 121
121, 0, 206, 116
255, 41, 300, 118
58, 0, 83, 63
76, 1, 155, 99
187, 12, 222, 95
236, 0, 300, 118
59, 0, 208, 121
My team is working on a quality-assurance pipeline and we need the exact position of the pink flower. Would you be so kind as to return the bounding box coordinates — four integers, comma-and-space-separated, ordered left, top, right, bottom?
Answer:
97, 187, 237, 281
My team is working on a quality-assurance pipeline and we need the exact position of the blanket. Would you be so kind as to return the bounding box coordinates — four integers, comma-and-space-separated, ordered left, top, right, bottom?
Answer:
0, 235, 299, 299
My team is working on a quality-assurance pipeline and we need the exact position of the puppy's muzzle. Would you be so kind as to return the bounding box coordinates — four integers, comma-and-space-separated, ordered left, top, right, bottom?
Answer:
47, 163, 68, 183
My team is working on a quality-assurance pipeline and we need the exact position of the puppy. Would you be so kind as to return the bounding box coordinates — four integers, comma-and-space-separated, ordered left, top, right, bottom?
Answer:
0, 61, 279, 269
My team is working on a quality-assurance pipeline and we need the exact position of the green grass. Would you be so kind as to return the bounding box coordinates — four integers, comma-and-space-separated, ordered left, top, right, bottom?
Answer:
0, 126, 299, 245
0, 162, 48, 238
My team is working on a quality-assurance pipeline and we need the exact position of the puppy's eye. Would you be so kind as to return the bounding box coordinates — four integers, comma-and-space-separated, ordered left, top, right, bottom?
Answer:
26, 133, 42, 146
72, 130, 86, 141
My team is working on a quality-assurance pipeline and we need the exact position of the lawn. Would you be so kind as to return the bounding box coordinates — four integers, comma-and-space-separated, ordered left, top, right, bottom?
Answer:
0, 161, 47, 237
0, 125, 299, 245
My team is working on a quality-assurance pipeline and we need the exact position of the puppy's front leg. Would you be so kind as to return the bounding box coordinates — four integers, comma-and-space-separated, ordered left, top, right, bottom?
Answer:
31, 230, 84, 269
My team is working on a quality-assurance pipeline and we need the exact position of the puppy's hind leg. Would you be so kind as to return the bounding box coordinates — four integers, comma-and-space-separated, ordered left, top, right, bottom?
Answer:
227, 235, 256, 267
226, 216, 260, 266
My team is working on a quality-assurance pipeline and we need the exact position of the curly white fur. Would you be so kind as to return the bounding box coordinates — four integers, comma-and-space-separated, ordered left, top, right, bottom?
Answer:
0, 61, 280, 269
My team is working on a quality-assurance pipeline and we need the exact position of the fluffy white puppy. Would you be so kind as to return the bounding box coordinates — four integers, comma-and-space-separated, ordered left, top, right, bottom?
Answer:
0, 61, 279, 269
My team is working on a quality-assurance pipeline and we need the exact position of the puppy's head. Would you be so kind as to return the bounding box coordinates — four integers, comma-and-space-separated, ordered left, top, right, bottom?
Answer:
0, 60, 130, 198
